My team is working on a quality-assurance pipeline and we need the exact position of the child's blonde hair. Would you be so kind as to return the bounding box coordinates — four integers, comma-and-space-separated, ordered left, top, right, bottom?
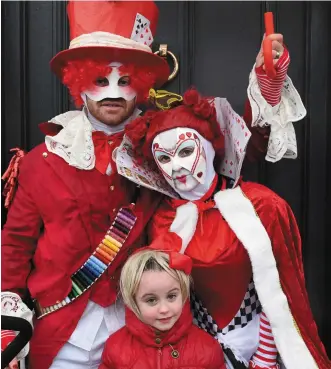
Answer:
120, 249, 191, 317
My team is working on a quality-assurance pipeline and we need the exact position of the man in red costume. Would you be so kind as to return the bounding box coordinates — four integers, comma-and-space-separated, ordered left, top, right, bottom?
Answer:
2, 2, 169, 369
1, 1, 303, 369
121, 89, 329, 369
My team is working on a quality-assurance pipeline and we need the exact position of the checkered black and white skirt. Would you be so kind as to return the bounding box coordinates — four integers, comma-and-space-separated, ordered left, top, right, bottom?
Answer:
191, 280, 262, 368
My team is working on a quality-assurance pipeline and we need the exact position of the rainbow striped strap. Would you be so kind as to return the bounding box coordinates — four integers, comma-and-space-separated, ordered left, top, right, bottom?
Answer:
34, 206, 137, 319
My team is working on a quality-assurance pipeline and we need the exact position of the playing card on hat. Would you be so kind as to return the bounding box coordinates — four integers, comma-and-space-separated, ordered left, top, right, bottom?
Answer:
131, 13, 154, 46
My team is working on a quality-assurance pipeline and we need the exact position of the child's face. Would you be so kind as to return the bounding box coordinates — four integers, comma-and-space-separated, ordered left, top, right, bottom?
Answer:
135, 270, 183, 331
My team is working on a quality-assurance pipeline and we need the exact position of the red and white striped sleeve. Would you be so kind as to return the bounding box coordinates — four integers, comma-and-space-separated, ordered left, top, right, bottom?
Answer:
249, 311, 279, 369
1, 330, 16, 351
255, 47, 290, 107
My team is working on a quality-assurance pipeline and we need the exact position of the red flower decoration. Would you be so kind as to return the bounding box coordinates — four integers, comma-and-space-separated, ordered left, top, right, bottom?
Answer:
183, 89, 200, 106
193, 99, 212, 119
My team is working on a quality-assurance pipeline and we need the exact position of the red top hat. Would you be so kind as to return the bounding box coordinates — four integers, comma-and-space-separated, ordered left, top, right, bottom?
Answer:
50, 1, 170, 87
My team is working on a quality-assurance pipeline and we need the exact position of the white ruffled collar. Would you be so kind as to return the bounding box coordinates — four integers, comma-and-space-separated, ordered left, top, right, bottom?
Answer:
45, 107, 141, 170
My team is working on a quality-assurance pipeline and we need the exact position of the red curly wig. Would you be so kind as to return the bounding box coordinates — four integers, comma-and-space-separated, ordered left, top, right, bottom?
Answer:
125, 89, 225, 163
61, 60, 156, 107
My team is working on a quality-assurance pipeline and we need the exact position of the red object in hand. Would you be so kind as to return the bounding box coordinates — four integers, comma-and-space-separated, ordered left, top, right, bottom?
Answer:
263, 12, 277, 79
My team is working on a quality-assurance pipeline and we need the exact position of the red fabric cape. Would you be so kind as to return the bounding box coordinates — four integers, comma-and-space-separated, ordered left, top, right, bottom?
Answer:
149, 179, 330, 368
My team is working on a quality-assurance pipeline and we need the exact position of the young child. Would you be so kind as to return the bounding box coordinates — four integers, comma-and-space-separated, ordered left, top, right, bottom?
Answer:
99, 247, 225, 369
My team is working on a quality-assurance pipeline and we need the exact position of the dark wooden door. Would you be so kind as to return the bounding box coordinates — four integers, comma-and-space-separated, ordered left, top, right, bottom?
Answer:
2, 1, 331, 355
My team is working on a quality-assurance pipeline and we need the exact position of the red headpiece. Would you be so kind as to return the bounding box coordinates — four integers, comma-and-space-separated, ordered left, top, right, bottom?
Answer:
125, 89, 225, 163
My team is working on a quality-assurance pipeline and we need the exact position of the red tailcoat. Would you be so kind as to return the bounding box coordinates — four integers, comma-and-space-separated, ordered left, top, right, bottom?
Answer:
149, 179, 330, 368
1, 142, 162, 369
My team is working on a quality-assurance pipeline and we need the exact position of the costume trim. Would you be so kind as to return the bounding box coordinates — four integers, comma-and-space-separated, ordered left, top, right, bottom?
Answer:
1, 148, 26, 208
69, 31, 152, 53
45, 108, 141, 171
192, 280, 262, 336
247, 67, 306, 163
34, 206, 137, 319
192, 281, 262, 367
170, 202, 199, 253
214, 187, 317, 369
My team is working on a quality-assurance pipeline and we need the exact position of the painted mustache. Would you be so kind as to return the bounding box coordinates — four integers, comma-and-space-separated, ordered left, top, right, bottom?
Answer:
100, 98, 125, 107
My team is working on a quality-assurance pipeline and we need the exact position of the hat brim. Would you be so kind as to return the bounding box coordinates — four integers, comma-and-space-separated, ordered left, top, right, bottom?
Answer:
50, 46, 171, 88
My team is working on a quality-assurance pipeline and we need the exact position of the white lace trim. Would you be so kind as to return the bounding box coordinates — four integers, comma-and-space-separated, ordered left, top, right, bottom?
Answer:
1, 292, 34, 360
45, 111, 95, 170
45, 109, 141, 170
247, 67, 307, 163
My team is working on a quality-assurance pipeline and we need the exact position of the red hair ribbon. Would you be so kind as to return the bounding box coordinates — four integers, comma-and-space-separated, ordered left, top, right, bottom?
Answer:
167, 250, 193, 275
134, 233, 193, 275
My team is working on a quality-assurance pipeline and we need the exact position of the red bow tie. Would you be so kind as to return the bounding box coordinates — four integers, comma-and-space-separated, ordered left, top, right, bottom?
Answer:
92, 131, 123, 174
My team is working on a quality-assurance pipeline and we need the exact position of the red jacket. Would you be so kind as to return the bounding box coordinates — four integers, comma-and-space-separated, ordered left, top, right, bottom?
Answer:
99, 301, 225, 369
1, 142, 162, 369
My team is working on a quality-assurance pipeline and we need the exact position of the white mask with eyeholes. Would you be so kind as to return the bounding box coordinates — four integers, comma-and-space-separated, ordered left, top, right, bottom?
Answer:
83, 62, 137, 102
152, 128, 216, 201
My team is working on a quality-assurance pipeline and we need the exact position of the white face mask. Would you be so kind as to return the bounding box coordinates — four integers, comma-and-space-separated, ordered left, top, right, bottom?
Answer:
84, 62, 137, 102
152, 128, 216, 200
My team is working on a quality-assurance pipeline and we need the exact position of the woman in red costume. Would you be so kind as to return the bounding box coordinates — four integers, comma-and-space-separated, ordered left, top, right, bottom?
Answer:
120, 89, 330, 369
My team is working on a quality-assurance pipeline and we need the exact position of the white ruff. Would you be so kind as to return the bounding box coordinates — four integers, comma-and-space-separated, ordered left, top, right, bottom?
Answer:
69, 31, 152, 53
247, 67, 307, 163
45, 111, 96, 170
45, 109, 141, 170
170, 187, 317, 368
